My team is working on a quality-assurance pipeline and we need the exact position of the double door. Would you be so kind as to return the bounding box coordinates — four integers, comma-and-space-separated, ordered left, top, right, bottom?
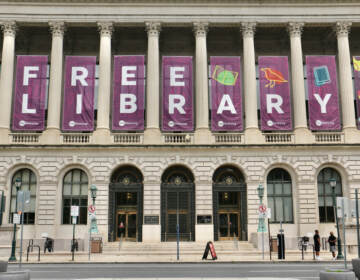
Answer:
116, 210, 137, 241
218, 211, 240, 240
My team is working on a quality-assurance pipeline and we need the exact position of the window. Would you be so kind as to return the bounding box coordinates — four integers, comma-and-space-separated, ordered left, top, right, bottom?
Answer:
62, 169, 88, 224
267, 168, 293, 223
10, 169, 37, 224
318, 167, 342, 223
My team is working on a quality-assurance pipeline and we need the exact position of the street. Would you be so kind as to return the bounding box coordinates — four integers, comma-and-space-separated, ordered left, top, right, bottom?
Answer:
7, 262, 349, 280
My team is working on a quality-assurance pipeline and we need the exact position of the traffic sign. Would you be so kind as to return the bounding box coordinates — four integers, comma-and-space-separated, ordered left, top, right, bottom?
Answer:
88, 205, 95, 213
13, 213, 20, 224
258, 204, 267, 214
71, 206, 79, 217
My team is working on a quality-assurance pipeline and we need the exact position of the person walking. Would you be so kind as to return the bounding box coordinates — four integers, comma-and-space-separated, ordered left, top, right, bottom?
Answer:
328, 232, 337, 260
314, 230, 321, 260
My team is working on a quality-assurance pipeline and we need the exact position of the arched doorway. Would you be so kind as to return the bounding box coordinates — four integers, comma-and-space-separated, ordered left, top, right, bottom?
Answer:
109, 166, 143, 242
161, 165, 195, 242
213, 165, 247, 241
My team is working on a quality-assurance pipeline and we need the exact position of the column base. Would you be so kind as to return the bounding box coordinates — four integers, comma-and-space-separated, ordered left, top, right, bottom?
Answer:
244, 127, 263, 144
143, 128, 162, 145
93, 128, 111, 144
194, 128, 211, 144
294, 127, 314, 144
344, 127, 359, 143
41, 128, 61, 145
0, 128, 10, 145
142, 225, 161, 242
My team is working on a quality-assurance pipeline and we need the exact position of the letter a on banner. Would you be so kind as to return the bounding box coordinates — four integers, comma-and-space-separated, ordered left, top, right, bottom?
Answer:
162, 56, 193, 131
112, 56, 145, 131
306, 56, 341, 130
62, 56, 96, 131
210, 56, 243, 131
259, 56, 292, 131
353, 56, 360, 129
12, 56, 48, 131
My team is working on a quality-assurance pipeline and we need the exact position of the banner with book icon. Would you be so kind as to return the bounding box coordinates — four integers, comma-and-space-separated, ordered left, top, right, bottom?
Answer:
112, 56, 145, 131
62, 56, 96, 131
352, 56, 360, 129
162, 56, 193, 131
306, 56, 341, 131
210, 56, 243, 131
12, 55, 48, 131
259, 56, 292, 131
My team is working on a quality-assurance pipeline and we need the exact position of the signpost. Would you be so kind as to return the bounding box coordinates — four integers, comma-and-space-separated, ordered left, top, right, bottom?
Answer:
258, 203, 267, 260
88, 204, 96, 260
17, 190, 30, 270
71, 205, 79, 261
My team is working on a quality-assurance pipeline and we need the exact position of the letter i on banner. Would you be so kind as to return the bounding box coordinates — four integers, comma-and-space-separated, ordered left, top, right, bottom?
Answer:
162, 56, 193, 131
306, 56, 341, 130
259, 56, 292, 131
112, 56, 145, 131
353, 56, 360, 129
12, 56, 48, 131
210, 56, 243, 131
62, 56, 96, 131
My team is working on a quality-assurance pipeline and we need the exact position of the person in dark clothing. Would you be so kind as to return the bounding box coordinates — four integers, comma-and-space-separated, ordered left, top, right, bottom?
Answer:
314, 229, 321, 260
328, 231, 337, 260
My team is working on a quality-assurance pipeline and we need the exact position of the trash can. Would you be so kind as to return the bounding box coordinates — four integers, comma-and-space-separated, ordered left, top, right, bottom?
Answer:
271, 237, 278, 253
277, 233, 285, 259
91, 237, 102, 253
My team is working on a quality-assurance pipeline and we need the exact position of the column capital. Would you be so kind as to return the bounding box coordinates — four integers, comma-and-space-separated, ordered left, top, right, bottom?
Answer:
241, 22, 256, 37
0, 21, 17, 37
335, 21, 352, 37
97, 22, 113, 37
146, 22, 161, 37
193, 22, 209, 37
287, 22, 304, 37
49, 21, 65, 37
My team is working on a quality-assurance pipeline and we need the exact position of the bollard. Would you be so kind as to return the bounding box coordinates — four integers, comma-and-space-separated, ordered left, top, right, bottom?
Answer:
0, 261, 7, 273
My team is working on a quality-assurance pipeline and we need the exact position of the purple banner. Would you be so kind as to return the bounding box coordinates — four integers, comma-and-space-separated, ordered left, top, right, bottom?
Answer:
306, 56, 341, 130
210, 57, 243, 131
353, 56, 360, 129
12, 55, 48, 131
162, 56, 193, 131
62, 56, 96, 131
112, 56, 145, 131
259, 56, 292, 131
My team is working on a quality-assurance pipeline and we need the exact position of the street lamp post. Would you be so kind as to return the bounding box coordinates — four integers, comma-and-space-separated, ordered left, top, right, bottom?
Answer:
257, 184, 266, 260
330, 178, 344, 259
9, 177, 21, 262
88, 184, 98, 261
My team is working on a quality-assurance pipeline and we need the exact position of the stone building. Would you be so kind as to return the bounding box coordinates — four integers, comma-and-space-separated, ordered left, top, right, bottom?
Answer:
0, 0, 359, 252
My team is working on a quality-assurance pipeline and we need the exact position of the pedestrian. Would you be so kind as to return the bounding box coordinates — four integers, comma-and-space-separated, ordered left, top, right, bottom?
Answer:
314, 229, 321, 260
328, 231, 337, 260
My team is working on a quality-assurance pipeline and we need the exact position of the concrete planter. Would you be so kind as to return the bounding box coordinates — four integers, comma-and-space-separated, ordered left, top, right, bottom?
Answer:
0, 271, 30, 280
0, 261, 7, 273
351, 258, 360, 279
320, 269, 355, 280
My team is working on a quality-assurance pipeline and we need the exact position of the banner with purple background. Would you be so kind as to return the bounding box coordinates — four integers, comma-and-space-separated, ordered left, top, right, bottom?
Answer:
12, 55, 48, 131
210, 56, 243, 131
162, 56, 193, 131
306, 56, 341, 130
259, 56, 292, 131
352, 56, 360, 129
62, 56, 96, 131
112, 56, 145, 131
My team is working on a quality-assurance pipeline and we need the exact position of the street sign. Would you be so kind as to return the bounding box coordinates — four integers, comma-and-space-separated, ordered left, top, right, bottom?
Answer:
258, 204, 267, 214
13, 213, 20, 224
266, 208, 271, 219
17, 190, 31, 213
71, 205, 79, 217
337, 197, 351, 218
72, 216, 77, 224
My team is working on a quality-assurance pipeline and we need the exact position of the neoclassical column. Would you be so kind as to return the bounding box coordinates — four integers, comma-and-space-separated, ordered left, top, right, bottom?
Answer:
241, 22, 262, 143
288, 22, 312, 143
144, 22, 161, 144
193, 22, 210, 144
46, 22, 65, 137
336, 22, 357, 133
0, 21, 16, 142
94, 22, 113, 143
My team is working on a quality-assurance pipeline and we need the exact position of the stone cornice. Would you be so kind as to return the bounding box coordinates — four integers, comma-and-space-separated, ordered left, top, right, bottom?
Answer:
0, 0, 359, 3
335, 21, 351, 37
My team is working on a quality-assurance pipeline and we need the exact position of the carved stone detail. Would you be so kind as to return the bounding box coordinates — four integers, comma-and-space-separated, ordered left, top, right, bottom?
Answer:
288, 22, 304, 37
97, 22, 113, 37
49, 21, 65, 37
0, 21, 16, 37
335, 21, 351, 37
193, 22, 209, 37
146, 22, 161, 37
241, 22, 256, 37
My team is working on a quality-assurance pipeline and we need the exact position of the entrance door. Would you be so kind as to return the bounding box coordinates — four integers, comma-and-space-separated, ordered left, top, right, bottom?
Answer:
218, 212, 240, 240
116, 211, 137, 241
